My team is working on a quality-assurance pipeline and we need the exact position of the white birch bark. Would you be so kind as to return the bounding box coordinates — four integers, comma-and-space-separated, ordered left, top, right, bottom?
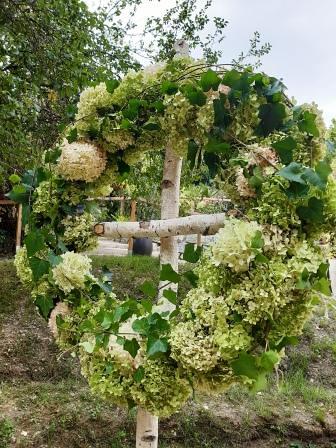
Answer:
136, 408, 158, 448
94, 213, 226, 239
135, 40, 187, 448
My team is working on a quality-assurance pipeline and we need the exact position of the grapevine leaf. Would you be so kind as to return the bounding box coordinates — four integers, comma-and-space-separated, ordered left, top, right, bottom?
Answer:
213, 97, 231, 128
35, 295, 54, 319
142, 119, 161, 131
160, 264, 180, 283
66, 127, 78, 143
9, 174, 21, 184
183, 270, 198, 287
313, 278, 331, 296
140, 281, 157, 298
29, 257, 50, 281
141, 299, 153, 313
277, 162, 306, 184
133, 366, 145, 383
258, 103, 286, 136
182, 85, 207, 106
132, 317, 150, 335
124, 338, 140, 358
162, 288, 177, 305
231, 352, 259, 380
259, 351, 280, 372
146, 337, 169, 358
183, 243, 202, 263
298, 110, 320, 137
205, 138, 230, 154
296, 197, 324, 223
199, 69, 221, 92
272, 136, 296, 164
251, 231, 264, 249
105, 79, 119, 94
161, 80, 178, 95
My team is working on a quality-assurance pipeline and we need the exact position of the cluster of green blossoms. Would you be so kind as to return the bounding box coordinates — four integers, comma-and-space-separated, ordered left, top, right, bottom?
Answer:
12, 59, 336, 417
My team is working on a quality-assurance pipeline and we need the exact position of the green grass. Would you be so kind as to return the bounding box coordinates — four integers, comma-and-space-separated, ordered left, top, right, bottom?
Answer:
91, 255, 191, 301
0, 260, 28, 320
0, 418, 14, 448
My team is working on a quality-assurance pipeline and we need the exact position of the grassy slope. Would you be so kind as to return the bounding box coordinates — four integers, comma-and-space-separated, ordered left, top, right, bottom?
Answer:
0, 257, 336, 448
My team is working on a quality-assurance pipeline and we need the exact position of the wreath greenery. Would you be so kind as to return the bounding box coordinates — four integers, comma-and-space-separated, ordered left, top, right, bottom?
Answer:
10, 56, 336, 416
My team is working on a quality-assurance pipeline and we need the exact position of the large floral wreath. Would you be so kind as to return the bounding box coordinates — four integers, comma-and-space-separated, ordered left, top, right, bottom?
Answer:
12, 56, 336, 417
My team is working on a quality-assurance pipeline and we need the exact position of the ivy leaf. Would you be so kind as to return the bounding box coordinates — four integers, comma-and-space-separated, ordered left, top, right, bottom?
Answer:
162, 288, 177, 305
35, 295, 54, 319
146, 337, 169, 358
298, 110, 320, 137
277, 162, 306, 184
296, 197, 324, 223
140, 281, 157, 298
133, 366, 145, 383
160, 264, 180, 283
29, 257, 50, 281
124, 338, 140, 358
105, 79, 119, 94
183, 243, 202, 263
199, 69, 221, 92
161, 80, 178, 95
182, 84, 207, 106
258, 103, 286, 136
66, 127, 78, 143
272, 136, 296, 164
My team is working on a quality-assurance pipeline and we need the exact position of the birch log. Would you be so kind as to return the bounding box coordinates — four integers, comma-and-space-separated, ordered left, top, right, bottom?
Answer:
94, 212, 226, 239
135, 40, 189, 448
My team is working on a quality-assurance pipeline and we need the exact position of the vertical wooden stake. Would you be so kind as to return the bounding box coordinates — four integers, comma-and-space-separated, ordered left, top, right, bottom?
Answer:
197, 233, 202, 247
128, 200, 137, 255
15, 203, 22, 253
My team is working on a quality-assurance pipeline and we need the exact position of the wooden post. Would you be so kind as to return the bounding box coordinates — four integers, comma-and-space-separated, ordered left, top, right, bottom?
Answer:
197, 233, 202, 247
15, 203, 22, 253
120, 196, 125, 216
128, 200, 137, 255
135, 39, 189, 448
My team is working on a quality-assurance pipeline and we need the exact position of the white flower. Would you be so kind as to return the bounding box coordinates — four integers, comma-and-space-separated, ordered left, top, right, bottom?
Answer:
57, 140, 107, 182
211, 218, 261, 272
52, 252, 92, 293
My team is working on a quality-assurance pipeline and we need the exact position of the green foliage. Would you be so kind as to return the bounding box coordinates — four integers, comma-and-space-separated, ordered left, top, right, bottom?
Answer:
11, 58, 335, 418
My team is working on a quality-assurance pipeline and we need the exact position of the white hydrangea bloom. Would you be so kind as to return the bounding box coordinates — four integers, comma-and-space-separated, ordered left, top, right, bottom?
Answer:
52, 252, 92, 293
211, 218, 261, 272
76, 83, 113, 134
57, 140, 107, 182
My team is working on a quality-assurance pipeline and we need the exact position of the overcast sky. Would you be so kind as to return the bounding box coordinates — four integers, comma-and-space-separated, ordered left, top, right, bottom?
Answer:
86, 0, 335, 125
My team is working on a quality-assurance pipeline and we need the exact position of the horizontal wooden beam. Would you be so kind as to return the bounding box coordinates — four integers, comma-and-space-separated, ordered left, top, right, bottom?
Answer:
94, 213, 226, 239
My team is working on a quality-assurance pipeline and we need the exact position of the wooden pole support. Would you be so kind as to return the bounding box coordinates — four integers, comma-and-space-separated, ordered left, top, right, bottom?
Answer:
128, 200, 137, 255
